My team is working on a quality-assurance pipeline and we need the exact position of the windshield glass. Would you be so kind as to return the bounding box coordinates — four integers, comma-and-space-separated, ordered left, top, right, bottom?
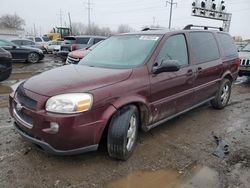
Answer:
79, 35, 161, 68
241, 43, 250, 52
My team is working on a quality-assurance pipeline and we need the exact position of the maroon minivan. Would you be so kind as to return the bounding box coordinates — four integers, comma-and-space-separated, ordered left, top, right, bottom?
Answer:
9, 25, 239, 160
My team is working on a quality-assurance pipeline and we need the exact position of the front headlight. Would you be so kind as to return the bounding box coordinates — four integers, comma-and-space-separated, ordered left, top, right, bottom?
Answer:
46, 93, 93, 114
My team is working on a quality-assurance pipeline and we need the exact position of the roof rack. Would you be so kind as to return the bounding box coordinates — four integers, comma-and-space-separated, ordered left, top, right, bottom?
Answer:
183, 24, 223, 31
141, 27, 167, 31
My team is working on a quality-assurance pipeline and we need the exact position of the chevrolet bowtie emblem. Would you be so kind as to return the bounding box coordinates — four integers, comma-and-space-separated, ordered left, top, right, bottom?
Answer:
16, 103, 23, 111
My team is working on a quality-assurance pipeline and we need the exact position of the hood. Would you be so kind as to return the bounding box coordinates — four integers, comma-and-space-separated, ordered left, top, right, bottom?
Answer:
23, 64, 132, 97
69, 49, 90, 59
238, 51, 250, 59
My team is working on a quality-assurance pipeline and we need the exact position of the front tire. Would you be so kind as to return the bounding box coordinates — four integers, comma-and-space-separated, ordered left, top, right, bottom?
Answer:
107, 105, 139, 160
211, 78, 232, 109
27, 52, 40, 63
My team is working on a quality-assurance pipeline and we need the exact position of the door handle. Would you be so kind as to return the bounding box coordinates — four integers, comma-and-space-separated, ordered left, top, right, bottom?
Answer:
186, 69, 193, 76
197, 67, 202, 72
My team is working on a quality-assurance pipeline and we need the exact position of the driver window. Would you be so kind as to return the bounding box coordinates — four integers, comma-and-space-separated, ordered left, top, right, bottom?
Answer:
157, 34, 188, 66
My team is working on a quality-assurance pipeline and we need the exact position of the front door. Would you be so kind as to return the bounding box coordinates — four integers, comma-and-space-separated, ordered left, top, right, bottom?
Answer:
149, 34, 195, 123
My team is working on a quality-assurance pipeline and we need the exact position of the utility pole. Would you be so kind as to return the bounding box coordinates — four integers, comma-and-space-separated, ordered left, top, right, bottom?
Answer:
87, 0, 91, 29
58, 9, 63, 27
68, 12, 72, 34
153, 16, 156, 26
166, 0, 177, 29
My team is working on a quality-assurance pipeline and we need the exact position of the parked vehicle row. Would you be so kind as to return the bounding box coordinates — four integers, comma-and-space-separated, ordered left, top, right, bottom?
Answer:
58, 35, 106, 59
66, 41, 103, 64
9, 25, 239, 160
0, 39, 44, 64
0, 47, 12, 82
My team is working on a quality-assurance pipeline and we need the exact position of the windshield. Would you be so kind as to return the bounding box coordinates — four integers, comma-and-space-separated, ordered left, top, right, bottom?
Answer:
241, 43, 250, 52
79, 35, 161, 69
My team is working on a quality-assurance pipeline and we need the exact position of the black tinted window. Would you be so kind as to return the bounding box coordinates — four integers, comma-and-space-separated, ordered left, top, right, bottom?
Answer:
189, 32, 220, 64
157, 34, 188, 66
12, 40, 22, 45
93, 38, 104, 44
23, 40, 35, 45
0, 40, 12, 47
76, 37, 90, 44
217, 33, 237, 57
35, 37, 42, 42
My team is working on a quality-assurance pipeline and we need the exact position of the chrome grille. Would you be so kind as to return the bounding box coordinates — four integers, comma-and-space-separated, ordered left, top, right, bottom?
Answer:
66, 56, 80, 64
14, 106, 33, 128
240, 59, 250, 66
16, 85, 37, 110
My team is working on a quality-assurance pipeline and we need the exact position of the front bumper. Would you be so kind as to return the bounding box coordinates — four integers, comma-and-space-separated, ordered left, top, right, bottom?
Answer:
14, 122, 98, 155
9, 88, 113, 155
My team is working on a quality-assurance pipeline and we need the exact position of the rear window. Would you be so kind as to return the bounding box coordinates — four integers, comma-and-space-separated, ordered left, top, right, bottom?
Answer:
217, 33, 237, 58
189, 32, 220, 64
76, 37, 90, 44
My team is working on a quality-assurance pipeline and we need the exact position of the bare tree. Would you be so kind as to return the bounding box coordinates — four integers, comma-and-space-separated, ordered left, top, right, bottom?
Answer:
117, 24, 134, 34
0, 14, 25, 29
71, 22, 87, 35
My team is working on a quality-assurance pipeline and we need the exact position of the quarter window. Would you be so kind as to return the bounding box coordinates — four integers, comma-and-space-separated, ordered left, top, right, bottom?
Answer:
217, 33, 237, 58
157, 34, 188, 66
189, 32, 220, 64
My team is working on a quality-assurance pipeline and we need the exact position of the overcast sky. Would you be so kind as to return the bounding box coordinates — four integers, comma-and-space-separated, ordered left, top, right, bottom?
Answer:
1, 0, 250, 39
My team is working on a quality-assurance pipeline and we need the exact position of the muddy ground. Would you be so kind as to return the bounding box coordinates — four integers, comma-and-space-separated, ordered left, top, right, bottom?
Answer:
0, 54, 249, 188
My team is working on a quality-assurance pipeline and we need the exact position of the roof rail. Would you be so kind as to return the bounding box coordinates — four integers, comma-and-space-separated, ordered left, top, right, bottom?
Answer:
183, 24, 223, 31
141, 27, 167, 31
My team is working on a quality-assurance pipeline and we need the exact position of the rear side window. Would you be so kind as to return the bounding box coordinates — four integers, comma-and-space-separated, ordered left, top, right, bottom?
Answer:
23, 40, 35, 45
76, 37, 90, 44
217, 33, 237, 58
189, 32, 220, 64
12, 40, 22, 46
35, 37, 42, 42
157, 34, 188, 66
93, 38, 104, 44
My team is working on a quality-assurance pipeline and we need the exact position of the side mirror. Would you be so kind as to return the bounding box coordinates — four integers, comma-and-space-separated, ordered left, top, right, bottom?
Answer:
12, 45, 17, 49
153, 60, 180, 74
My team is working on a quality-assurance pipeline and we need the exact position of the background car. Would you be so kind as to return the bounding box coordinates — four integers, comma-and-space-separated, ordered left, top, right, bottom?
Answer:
58, 35, 106, 59
0, 47, 12, 82
66, 41, 103, 64
238, 42, 250, 76
0, 39, 44, 63
11, 38, 44, 51
27, 36, 50, 53
44, 40, 63, 53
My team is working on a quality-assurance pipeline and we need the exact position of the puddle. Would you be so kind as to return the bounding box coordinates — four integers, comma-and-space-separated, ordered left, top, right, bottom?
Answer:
0, 84, 13, 94
9, 73, 34, 80
108, 166, 219, 188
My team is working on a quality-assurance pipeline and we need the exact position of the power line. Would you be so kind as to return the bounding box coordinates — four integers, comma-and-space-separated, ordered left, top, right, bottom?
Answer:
166, 0, 177, 29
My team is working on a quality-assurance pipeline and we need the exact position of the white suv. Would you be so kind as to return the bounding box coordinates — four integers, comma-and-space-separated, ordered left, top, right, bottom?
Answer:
239, 42, 250, 77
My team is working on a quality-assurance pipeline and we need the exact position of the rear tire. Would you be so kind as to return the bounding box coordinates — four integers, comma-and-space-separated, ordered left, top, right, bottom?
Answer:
211, 78, 232, 109
107, 105, 139, 160
27, 52, 40, 63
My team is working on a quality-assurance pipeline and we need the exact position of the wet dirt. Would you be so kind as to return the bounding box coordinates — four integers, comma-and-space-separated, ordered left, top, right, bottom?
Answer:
0, 57, 249, 188
108, 165, 219, 188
